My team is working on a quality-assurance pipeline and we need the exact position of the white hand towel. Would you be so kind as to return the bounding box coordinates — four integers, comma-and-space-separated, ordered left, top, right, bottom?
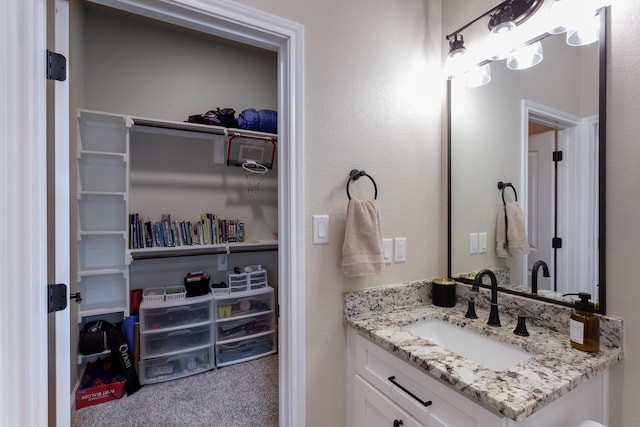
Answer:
505, 201, 530, 256
495, 202, 530, 257
496, 204, 509, 258
342, 199, 385, 277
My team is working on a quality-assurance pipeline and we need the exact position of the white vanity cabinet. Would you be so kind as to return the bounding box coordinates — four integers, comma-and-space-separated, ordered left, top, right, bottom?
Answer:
348, 329, 608, 427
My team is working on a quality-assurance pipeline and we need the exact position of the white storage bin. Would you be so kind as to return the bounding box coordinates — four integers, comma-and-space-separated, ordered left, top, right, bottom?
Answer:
142, 287, 165, 303
139, 294, 213, 332
139, 345, 214, 385
140, 324, 213, 359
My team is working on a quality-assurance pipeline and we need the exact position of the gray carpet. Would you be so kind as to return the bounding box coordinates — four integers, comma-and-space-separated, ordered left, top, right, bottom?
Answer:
72, 355, 279, 427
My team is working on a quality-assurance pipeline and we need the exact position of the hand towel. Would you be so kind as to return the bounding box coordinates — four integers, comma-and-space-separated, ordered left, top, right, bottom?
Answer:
496, 204, 509, 258
342, 199, 385, 277
505, 201, 530, 255
496, 201, 530, 257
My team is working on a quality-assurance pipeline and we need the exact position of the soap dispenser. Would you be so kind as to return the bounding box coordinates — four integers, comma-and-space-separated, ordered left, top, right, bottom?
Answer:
566, 292, 600, 353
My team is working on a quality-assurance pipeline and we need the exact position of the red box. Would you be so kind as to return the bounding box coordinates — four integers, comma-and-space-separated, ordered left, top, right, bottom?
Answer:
76, 378, 126, 409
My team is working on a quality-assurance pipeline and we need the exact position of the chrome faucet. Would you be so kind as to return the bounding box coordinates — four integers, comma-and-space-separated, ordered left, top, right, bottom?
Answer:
531, 260, 550, 294
471, 269, 501, 327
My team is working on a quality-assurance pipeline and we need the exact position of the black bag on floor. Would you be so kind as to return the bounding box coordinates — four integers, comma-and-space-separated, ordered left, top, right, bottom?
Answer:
103, 321, 141, 395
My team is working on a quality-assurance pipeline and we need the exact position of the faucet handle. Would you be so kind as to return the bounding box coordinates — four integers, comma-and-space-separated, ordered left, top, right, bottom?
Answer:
513, 315, 530, 336
465, 300, 478, 319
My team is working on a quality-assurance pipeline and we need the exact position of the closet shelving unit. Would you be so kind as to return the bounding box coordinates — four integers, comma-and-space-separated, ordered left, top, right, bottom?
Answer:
75, 109, 278, 369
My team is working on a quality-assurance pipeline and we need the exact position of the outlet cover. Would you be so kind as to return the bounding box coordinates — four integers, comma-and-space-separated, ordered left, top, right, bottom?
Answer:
478, 232, 487, 254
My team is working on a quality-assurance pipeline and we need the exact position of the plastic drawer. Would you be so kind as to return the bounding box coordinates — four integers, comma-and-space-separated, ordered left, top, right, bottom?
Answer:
139, 294, 213, 333
140, 324, 213, 359
214, 287, 274, 320
216, 313, 273, 342
139, 345, 214, 385
215, 332, 276, 366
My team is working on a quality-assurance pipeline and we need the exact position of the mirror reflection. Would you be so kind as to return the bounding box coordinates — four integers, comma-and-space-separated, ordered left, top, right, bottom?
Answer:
448, 15, 604, 312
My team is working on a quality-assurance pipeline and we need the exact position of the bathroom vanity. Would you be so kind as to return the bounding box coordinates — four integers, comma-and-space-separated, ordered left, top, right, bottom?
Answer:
345, 282, 623, 427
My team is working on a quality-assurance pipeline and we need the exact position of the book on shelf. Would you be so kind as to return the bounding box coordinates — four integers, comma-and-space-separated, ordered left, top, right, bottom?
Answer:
128, 212, 246, 249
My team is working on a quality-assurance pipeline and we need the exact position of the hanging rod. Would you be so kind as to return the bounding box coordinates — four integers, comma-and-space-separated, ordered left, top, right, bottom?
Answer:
346, 169, 378, 200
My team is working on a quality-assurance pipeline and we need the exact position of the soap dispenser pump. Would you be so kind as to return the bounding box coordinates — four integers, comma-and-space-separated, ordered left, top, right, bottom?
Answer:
565, 292, 600, 353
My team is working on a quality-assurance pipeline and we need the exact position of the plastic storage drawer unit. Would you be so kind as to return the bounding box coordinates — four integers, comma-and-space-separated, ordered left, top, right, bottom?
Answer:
215, 332, 276, 366
215, 287, 274, 320
139, 294, 212, 332
140, 324, 213, 359
139, 345, 214, 385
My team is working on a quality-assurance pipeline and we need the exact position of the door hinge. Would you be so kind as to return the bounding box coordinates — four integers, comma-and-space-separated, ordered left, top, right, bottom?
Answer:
46, 49, 67, 81
48, 284, 81, 313
552, 237, 563, 249
48, 283, 68, 313
552, 151, 563, 162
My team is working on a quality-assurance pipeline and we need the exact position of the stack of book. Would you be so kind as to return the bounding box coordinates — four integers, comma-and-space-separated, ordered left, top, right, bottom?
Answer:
129, 213, 245, 249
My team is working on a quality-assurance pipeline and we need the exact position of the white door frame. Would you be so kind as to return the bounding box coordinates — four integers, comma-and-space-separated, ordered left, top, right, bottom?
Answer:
6, 0, 306, 425
83, 1, 306, 425
53, 1, 72, 426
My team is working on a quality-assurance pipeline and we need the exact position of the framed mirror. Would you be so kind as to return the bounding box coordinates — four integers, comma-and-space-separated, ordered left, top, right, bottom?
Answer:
447, 7, 607, 313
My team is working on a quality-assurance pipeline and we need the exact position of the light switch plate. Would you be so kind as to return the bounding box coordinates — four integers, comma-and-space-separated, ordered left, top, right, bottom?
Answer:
469, 233, 478, 254
312, 214, 329, 244
394, 237, 406, 263
383, 238, 393, 264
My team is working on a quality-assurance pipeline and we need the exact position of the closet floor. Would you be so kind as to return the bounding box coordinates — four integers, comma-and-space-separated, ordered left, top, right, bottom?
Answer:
72, 354, 279, 427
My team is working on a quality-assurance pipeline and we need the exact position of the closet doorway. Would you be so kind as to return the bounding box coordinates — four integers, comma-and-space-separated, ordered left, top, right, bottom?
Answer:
55, 1, 305, 425
521, 101, 598, 297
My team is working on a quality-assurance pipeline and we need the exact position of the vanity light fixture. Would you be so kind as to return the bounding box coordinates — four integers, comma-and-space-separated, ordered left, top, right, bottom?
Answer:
444, 33, 467, 80
444, 0, 544, 87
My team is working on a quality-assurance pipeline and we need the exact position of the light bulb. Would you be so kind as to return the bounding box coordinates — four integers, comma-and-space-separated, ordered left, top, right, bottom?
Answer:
507, 41, 543, 70
466, 63, 492, 87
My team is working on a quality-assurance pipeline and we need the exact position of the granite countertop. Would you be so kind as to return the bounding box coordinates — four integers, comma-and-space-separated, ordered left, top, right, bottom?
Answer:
344, 282, 624, 422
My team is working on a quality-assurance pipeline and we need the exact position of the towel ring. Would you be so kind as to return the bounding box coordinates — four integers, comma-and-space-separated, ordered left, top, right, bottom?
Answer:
346, 169, 378, 200
497, 181, 518, 205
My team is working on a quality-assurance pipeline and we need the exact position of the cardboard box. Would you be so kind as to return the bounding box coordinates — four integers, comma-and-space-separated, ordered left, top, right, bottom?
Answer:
76, 378, 126, 409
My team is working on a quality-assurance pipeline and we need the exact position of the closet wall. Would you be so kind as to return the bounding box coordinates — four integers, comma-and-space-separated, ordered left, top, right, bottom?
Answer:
69, 0, 279, 383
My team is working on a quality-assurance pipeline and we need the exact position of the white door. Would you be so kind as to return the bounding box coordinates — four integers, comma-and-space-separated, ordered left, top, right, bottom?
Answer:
527, 130, 555, 290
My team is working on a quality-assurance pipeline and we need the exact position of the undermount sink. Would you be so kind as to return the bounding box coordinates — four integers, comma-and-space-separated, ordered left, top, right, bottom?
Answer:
403, 318, 532, 371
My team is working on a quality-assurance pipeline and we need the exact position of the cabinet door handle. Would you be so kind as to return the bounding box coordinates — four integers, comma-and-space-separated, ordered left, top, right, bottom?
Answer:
393, 420, 403, 427
388, 376, 433, 407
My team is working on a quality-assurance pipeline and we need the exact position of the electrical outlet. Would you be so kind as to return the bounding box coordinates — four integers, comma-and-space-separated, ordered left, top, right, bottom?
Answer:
469, 233, 478, 254
478, 232, 487, 254
383, 238, 393, 264
394, 237, 407, 263
217, 254, 227, 271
